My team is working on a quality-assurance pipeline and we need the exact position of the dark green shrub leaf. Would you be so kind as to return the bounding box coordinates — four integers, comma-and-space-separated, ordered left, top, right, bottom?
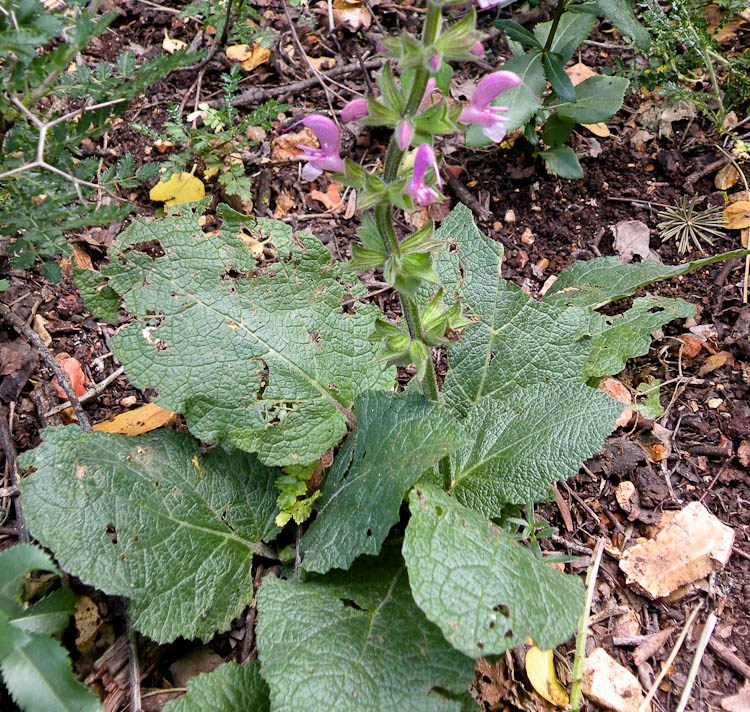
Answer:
102, 212, 394, 467
540, 145, 584, 179
593, 0, 651, 49
21, 428, 279, 642
404, 486, 584, 656
543, 52, 577, 102
162, 662, 269, 712
534, 12, 597, 62
256, 553, 475, 712
552, 75, 629, 124
301, 392, 459, 573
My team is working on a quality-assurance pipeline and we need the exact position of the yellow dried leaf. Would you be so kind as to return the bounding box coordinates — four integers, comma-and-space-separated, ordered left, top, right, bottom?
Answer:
149, 172, 206, 206
93, 403, 178, 436
583, 122, 610, 137
741, 227, 749, 248
162, 29, 187, 54
565, 61, 597, 86
525, 646, 570, 707
226, 43, 270, 71
715, 163, 739, 190
723, 201, 750, 229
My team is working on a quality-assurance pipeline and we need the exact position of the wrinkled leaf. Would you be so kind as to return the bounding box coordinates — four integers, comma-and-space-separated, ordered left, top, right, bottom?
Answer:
592, 0, 651, 49
256, 554, 475, 712
543, 251, 749, 309
584, 297, 696, 378
21, 428, 279, 643
404, 486, 584, 657
433, 204, 591, 417
73, 266, 121, 324
162, 662, 270, 712
301, 391, 458, 574
102, 211, 394, 466
450, 383, 621, 511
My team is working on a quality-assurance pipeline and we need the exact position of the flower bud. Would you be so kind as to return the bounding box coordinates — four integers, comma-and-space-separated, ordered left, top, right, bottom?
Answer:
341, 98, 369, 123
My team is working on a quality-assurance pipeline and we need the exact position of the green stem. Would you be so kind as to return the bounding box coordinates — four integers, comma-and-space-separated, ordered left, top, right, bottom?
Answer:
373, 1, 451, 487
543, 0, 567, 54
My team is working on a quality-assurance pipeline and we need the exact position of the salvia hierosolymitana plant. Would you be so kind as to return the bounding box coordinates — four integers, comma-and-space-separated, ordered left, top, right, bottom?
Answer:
13, 0, 748, 710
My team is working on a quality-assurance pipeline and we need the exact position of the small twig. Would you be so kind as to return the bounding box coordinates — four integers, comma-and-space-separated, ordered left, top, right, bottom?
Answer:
606, 195, 673, 210
570, 537, 605, 711
637, 601, 703, 712
675, 612, 717, 712
442, 168, 490, 220
0, 403, 28, 542
229, 58, 384, 108
45, 365, 126, 417
707, 636, 750, 679
126, 614, 142, 712
0, 302, 91, 430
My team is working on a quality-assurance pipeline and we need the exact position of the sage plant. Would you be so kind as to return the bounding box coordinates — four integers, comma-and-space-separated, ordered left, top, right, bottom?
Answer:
297, 1, 520, 417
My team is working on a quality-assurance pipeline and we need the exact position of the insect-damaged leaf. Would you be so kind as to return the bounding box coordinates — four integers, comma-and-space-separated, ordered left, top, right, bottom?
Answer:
21, 428, 279, 643
102, 210, 394, 467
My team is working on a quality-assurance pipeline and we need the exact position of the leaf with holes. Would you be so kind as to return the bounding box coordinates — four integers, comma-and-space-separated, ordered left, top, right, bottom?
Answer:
300, 391, 459, 573
101, 208, 394, 467
404, 486, 584, 657
256, 551, 475, 712
584, 296, 696, 378
20, 427, 279, 643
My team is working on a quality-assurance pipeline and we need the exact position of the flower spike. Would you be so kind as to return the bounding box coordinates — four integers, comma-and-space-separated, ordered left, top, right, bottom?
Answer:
459, 70, 521, 143
405, 144, 442, 206
296, 115, 345, 181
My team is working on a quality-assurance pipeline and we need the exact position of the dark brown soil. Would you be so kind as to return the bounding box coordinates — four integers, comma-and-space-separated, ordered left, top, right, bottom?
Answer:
1, 1, 749, 711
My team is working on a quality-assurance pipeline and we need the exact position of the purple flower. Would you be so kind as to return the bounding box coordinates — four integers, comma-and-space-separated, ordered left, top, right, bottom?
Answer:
459, 70, 522, 143
296, 115, 345, 181
405, 144, 442, 206
477, 0, 516, 9
396, 121, 413, 150
469, 41, 484, 57
342, 98, 368, 123
419, 79, 438, 111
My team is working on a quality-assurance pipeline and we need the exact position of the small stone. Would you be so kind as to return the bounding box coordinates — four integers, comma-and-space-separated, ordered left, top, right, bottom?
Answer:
620, 502, 735, 599
583, 647, 650, 712
120, 395, 138, 408
504, 209, 516, 223
520, 227, 535, 245
707, 397, 723, 409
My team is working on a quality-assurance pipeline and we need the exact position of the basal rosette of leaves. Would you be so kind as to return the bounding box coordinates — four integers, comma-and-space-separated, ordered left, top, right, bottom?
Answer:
15, 0, 750, 707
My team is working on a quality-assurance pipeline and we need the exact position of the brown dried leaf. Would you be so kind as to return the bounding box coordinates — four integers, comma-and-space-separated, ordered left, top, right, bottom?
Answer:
565, 61, 597, 86
271, 128, 315, 162
715, 163, 740, 190
331, 0, 372, 30
723, 201, 750, 229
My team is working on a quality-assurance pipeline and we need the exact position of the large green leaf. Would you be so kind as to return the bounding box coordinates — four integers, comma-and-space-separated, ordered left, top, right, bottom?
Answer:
103, 210, 394, 467
256, 553, 475, 712
162, 662, 270, 712
404, 486, 584, 657
450, 383, 621, 511
543, 251, 749, 309
551, 75, 629, 124
1, 631, 101, 712
21, 428, 279, 643
301, 392, 459, 574
466, 52, 545, 145
434, 204, 591, 417
584, 296, 696, 378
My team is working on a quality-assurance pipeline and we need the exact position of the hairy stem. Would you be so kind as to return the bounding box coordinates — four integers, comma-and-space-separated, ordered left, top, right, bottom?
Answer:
374, 1, 451, 488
